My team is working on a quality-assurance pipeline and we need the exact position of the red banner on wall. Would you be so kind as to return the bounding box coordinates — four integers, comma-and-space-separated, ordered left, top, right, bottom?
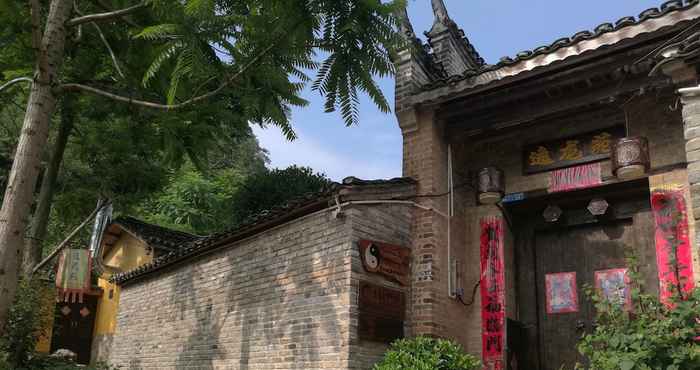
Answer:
480, 217, 505, 370
650, 190, 695, 305
548, 162, 602, 193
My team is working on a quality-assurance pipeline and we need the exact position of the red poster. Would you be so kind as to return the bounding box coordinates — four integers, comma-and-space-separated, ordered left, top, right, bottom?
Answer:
545, 272, 579, 314
480, 217, 505, 370
651, 190, 695, 305
595, 268, 632, 310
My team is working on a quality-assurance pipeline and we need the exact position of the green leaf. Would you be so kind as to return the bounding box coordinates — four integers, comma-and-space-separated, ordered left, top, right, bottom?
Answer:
620, 360, 635, 370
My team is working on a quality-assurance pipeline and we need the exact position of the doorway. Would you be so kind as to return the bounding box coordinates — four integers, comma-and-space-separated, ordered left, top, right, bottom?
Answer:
509, 180, 658, 370
50, 295, 98, 365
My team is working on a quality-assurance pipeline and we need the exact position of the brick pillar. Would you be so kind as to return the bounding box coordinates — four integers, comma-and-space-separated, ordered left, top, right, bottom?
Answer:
679, 86, 700, 284
397, 106, 450, 338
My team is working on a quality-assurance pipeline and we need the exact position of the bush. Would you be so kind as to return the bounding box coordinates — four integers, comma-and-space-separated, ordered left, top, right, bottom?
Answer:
576, 287, 700, 370
0, 278, 53, 367
373, 336, 481, 370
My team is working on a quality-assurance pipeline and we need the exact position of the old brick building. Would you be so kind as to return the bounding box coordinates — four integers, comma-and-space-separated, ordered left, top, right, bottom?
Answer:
105, 1, 700, 369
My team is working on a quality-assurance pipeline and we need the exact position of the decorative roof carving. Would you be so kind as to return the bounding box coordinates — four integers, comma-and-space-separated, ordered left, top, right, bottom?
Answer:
413, 0, 700, 103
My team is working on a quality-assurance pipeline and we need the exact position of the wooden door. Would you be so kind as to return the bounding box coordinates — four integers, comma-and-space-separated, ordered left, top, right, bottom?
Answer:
51, 296, 98, 364
535, 222, 631, 370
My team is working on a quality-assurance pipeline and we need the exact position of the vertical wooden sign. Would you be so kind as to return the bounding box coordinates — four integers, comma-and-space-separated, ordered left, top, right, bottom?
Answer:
480, 217, 505, 370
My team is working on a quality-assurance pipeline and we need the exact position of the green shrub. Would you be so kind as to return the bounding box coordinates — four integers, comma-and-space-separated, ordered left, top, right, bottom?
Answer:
0, 278, 53, 367
576, 287, 700, 370
373, 336, 481, 370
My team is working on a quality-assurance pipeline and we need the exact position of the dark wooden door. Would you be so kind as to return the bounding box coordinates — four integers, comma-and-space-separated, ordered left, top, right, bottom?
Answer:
51, 296, 98, 364
535, 222, 631, 370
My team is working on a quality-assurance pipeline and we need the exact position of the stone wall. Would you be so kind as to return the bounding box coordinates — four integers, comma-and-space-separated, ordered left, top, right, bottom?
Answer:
108, 201, 414, 370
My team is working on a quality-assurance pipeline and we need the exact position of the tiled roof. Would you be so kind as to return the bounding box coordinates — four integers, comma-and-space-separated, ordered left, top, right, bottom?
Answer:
113, 216, 202, 250
652, 30, 700, 73
415, 0, 700, 102
111, 177, 416, 284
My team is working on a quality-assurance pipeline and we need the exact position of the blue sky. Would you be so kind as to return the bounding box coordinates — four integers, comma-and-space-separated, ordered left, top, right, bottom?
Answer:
253, 0, 662, 181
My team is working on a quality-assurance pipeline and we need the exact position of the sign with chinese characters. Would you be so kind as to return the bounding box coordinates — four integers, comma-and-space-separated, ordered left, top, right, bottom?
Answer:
650, 189, 695, 306
523, 126, 625, 174
545, 272, 579, 314
359, 240, 410, 286
358, 281, 405, 343
480, 217, 505, 370
56, 249, 92, 303
595, 268, 632, 310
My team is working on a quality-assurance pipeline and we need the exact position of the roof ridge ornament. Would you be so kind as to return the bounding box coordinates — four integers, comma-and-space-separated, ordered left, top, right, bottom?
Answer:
431, 0, 450, 23
397, 5, 416, 40
425, 0, 484, 76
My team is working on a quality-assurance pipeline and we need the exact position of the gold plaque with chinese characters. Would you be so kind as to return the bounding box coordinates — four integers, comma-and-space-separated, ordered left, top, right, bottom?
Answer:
522, 126, 625, 174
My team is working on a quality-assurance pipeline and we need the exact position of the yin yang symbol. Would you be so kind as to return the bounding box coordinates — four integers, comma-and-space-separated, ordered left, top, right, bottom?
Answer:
364, 244, 380, 270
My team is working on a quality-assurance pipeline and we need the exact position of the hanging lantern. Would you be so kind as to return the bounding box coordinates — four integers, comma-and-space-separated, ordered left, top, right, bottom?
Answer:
477, 167, 505, 205
611, 137, 650, 180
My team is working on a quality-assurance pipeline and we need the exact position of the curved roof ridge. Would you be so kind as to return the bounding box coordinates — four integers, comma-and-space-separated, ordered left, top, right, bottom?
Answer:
415, 0, 700, 102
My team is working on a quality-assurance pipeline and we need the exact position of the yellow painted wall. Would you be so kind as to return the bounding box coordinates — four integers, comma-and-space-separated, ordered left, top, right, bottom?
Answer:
103, 232, 153, 272
35, 282, 56, 354
95, 232, 153, 337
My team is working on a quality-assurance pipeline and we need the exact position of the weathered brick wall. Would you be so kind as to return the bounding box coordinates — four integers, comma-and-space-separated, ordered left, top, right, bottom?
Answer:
345, 204, 412, 370
108, 199, 416, 370
397, 106, 477, 355
109, 211, 355, 370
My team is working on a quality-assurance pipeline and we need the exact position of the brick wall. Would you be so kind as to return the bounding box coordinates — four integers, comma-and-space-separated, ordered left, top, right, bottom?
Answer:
346, 204, 412, 369
108, 200, 414, 370
397, 105, 476, 352
109, 210, 354, 370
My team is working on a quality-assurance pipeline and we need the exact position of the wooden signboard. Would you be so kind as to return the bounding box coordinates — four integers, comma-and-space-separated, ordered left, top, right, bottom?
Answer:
358, 281, 405, 343
523, 126, 625, 174
359, 240, 410, 286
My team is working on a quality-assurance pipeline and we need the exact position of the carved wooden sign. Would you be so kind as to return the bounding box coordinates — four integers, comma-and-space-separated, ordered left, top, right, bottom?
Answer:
358, 281, 405, 343
359, 240, 410, 286
523, 126, 625, 174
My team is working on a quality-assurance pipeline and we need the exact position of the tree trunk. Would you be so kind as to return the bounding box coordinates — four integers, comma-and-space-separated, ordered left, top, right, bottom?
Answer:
0, 0, 73, 333
21, 97, 74, 277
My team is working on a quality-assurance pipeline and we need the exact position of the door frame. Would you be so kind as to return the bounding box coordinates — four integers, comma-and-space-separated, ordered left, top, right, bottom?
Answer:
506, 178, 654, 369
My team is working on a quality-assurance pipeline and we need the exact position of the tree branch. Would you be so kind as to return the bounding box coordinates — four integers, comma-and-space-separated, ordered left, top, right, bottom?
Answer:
29, 0, 49, 75
66, 2, 147, 27
73, 0, 124, 79
93, 0, 141, 28
93, 22, 125, 78
60, 41, 278, 110
0, 77, 33, 93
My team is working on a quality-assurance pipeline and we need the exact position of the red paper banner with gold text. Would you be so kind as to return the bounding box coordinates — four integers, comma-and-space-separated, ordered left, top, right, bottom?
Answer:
480, 217, 505, 370
650, 190, 695, 305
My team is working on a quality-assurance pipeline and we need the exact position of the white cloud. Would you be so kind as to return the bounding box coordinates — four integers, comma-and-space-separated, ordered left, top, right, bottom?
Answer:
253, 125, 401, 182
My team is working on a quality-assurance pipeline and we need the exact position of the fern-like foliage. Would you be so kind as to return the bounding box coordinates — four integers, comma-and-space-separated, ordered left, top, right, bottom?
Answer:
138, 0, 404, 130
